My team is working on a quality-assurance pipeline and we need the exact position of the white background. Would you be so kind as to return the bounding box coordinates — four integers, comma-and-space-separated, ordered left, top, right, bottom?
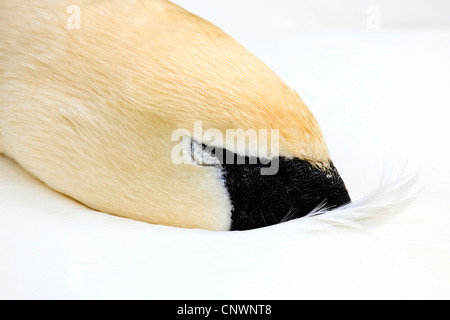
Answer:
173, 0, 450, 33
1, 0, 450, 299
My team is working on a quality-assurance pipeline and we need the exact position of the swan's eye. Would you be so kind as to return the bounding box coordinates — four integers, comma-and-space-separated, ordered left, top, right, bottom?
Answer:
190, 138, 221, 167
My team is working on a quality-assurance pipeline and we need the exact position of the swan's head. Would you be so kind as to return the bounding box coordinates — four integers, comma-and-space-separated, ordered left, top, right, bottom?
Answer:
42, 0, 351, 230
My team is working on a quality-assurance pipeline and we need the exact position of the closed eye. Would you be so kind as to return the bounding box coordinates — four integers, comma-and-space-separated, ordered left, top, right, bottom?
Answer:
190, 138, 276, 168
190, 138, 221, 167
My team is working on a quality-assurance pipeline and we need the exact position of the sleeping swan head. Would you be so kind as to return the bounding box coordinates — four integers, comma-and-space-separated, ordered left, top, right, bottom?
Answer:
0, 0, 350, 230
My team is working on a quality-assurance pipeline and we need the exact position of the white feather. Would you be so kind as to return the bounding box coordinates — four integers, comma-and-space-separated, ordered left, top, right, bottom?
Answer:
305, 173, 420, 229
